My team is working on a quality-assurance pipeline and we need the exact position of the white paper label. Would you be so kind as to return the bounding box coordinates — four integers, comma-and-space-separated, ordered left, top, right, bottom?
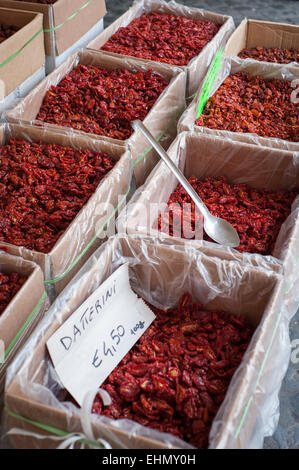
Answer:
47, 264, 156, 406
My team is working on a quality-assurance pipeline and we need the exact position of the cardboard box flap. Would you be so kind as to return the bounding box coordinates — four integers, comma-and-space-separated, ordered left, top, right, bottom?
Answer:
247, 20, 299, 50
226, 18, 299, 57
0, 9, 44, 97
53, 0, 106, 56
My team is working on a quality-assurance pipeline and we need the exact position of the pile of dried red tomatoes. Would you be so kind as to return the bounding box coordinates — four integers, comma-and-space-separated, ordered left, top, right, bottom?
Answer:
92, 293, 254, 449
36, 64, 168, 140
0, 139, 115, 253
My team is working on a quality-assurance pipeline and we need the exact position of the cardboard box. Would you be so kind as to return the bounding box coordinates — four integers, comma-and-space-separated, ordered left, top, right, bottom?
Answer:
3, 234, 284, 449
0, 66, 45, 117
45, 17, 104, 74
179, 57, 299, 151
0, 7, 45, 98
0, 0, 107, 57
0, 122, 132, 298
121, 131, 299, 289
87, 0, 234, 97
0, 252, 48, 399
6, 50, 186, 187
225, 19, 299, 63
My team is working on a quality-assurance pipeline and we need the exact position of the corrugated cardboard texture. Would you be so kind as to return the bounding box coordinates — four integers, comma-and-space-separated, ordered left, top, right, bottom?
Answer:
123, 131, 299, 279
87, 0, 234, 96
0, 0, 106, 56
5, 235, 279, 449
179, 58, 299, 151
0, 8, 44, 97
6, 50, 186, 187
0, 123, 131, 297
226, 19, 299, 58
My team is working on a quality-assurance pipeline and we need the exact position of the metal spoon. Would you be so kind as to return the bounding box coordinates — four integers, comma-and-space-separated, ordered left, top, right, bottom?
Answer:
132, 120, 240, 248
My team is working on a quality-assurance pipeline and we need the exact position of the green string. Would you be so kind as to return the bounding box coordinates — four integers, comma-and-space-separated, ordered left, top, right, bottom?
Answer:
0, 291, 46, 364
43, 0, 93, 33
5, 407, 103, 449
196, 46, 224, 119
0, 0, 95, 69
0, 27, 43, 70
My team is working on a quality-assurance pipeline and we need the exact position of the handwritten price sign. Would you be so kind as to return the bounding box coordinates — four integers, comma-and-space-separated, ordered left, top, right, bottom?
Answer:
47, 264, 155, 406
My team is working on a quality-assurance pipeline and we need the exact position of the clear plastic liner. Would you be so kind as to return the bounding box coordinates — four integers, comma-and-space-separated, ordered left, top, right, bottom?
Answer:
2, 233, 294, 449
0, 122, 133, 298
118, 131, 299, 290
179, 56, 299, 151
4, 49, 186, 188
87, 0, 235, 97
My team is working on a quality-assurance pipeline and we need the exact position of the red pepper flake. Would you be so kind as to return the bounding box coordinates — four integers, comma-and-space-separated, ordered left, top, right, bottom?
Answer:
91, 293, 254, 449
0, 139, 115, 254
0, 24, 19, 44
36, 64, 168, 140
0, 271, 27, 316
102, 12, 220, 67
158, 176, 298, 255
238, 46, 299, 64
195, 72, 299, 142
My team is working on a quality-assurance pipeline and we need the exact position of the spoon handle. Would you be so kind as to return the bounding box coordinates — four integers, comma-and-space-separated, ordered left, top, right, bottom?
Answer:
132, 120, 210, 218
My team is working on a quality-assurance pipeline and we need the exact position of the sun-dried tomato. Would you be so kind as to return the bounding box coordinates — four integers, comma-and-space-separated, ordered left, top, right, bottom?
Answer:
101, 12, 220, 67
0, 271, 26, 316
0, 139, 115, 253
36, 64, 168, 140
91, 293, 254, 449
195, 72, 299, 142
0, 24, 19, 44
158, 175, 298, 255
238, 46, 299, 64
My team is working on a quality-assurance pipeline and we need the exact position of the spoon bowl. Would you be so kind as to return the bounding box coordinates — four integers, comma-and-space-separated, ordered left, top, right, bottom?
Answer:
203, 214, 240, 248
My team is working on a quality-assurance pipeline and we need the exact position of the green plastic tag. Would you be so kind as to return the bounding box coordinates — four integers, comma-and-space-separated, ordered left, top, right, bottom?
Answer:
196, 47, 224, 119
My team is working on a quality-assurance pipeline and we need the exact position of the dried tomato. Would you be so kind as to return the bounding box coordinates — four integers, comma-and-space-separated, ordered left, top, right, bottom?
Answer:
36, 65, 168, 140
0, 139, 115, 253
158, 176, 298, 255
195, 72, 299, 142
238, 46, 299, 64
102, 12, 220, 67
0, 271, 27, 316
0, 24, 19, 44
91, 293, 254, 449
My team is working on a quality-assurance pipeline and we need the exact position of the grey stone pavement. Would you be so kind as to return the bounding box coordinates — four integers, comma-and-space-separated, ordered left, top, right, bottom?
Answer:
105, 0, 299, 449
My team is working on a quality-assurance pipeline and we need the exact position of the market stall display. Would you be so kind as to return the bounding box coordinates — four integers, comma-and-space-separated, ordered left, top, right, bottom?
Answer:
0, 0, 298, 452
